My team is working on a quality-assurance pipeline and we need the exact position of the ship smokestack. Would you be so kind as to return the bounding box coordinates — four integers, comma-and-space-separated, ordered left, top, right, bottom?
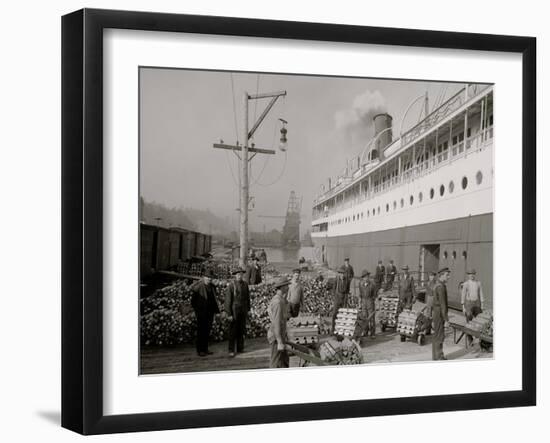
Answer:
371, 113, 393, 161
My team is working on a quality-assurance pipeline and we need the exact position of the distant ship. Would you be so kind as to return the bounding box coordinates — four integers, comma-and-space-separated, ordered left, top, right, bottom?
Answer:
311, 84, 493, 309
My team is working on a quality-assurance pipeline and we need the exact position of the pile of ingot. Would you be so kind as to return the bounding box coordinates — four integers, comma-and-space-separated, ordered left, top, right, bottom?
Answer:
287, 315, 320, 345
334, 308, 359, 337
397, 309, 419, 338
319, 337, 363, 365
469, 311, 493, 334
379, 295, 399, 327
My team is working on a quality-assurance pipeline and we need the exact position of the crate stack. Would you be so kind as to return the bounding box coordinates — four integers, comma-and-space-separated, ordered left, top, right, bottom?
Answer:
380, 295, 399, 328
334, 308, 359, 337
287, 315, 320, 345
397, 309, 418, 338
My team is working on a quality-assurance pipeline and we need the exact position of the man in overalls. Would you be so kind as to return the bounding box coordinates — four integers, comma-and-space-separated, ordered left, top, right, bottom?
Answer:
358, 269, 377, 338
432, 268, 450, 361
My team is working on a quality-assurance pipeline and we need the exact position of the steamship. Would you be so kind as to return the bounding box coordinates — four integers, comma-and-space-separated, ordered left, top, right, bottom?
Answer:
311, 84, 493, 309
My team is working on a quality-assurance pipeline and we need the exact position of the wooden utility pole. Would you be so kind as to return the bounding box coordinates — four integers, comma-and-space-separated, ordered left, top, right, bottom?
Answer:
214, 89, 287, 267
240, 91, 249, 268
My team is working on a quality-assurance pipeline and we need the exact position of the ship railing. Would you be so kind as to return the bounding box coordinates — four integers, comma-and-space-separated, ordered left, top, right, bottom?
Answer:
315, 127, 493, 219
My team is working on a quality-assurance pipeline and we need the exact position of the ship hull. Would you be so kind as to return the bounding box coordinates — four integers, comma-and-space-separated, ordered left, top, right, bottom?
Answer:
312, 213, 492, 310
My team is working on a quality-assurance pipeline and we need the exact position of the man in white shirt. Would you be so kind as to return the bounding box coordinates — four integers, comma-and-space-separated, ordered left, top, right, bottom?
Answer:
461, 269, 485, 322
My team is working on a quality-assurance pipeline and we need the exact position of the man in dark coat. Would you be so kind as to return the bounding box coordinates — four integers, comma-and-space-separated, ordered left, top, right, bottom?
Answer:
358, 270, 377, 338
398, 265, 416, 312
190, 271, 220, 356
374, 260, 385, 291
343, 258, 355, 295
244, 256, 262, 286
225, 268, 251, 357
432, 268, 450, 360
385, 259, 397, 291
329, 266, 348, 334
267, 277, 291, 368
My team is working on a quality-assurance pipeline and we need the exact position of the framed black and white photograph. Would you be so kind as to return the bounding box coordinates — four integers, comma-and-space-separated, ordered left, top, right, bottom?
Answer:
61, 8, 536, 435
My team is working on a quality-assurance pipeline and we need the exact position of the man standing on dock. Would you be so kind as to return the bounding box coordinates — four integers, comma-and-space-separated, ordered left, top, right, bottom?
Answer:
374, 260, 385, 291
398, 265, 416, 312
385, 259, 397, 291
190, 270, 220, 357
224, 268, 251, 357
330, 266, 348, 334
343, 258, 355, 295
245, 256, 262, 286
461, 269, 485, 321
358, 270, 377, 338
288, 268, 304, 318
432, 268, 450, 361
267, 277, 292, 368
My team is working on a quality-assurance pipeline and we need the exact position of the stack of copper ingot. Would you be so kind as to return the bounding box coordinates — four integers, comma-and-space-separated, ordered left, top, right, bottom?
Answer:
287, 315, 320, 345
334, 308, 359, 337
397, 309, 420, 338
379, 295, 399, 328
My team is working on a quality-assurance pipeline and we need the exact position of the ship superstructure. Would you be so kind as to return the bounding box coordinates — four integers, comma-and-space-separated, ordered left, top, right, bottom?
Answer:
311, 84, 494, 308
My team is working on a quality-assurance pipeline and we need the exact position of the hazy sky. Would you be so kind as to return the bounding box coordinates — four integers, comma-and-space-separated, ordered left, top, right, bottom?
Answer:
140, 68, 465, 233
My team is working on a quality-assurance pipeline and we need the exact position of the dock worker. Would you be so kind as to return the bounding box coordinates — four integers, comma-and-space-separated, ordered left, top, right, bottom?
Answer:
432, 267, 450, 361
224, 268, 251, 357
259, 248, 267, 263
358, 270, 377, 338
329, 266, 348, 334
190, 270, 220, 357
267, 277, 292, 368
424, 271, 437, 317
461, 269, 485, 322
343, 258, 355, 294
244, 256, 262, 286
374, 260, 385, 291
288, 268, 304, 318
398, 265, 416, 312
422, 271, 437, 335
385, 259, 397, 291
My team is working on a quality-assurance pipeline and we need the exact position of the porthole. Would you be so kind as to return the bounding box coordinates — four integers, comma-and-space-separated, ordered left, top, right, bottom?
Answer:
386, 203, 389, 212
393, 201, 397, 210
400, 198, 404, 208
476, 170, 483, 185
462, 251, 467, 259
410, 195, 414, 205
361, 212, 364, 219
353, 215, 355, 221
367, 210, 370, 217
377, 206, 380, 214
430, 188, 435, 199
449, 181, 455, 193
440, 185, 445, 196
462, 176, 468, 189
452, 251, 457, 259
419, 192, 423, 203
443, 251, 448, 259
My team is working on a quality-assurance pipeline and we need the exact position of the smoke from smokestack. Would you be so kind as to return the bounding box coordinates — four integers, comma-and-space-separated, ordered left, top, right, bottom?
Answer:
334, 90, 388, 151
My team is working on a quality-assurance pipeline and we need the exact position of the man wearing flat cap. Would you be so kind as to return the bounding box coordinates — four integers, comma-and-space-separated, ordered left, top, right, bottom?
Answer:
461, 269, 485, 322
358, 270, 377, 338
328, 266, 349, 334
244, 256, 262, 286
374, 260, 385, 291
432, 268, 450, 360
385, 259, 397, 291
225, 268, 250, 357
343, 258, 355, 295
267, 277, 292, 368
398, 265, 416, 312
190, 270, 220, 356
288, 268, 304, 318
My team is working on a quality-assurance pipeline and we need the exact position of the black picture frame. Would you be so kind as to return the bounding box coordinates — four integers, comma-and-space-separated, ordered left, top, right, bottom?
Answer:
62, 8, 536, 435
